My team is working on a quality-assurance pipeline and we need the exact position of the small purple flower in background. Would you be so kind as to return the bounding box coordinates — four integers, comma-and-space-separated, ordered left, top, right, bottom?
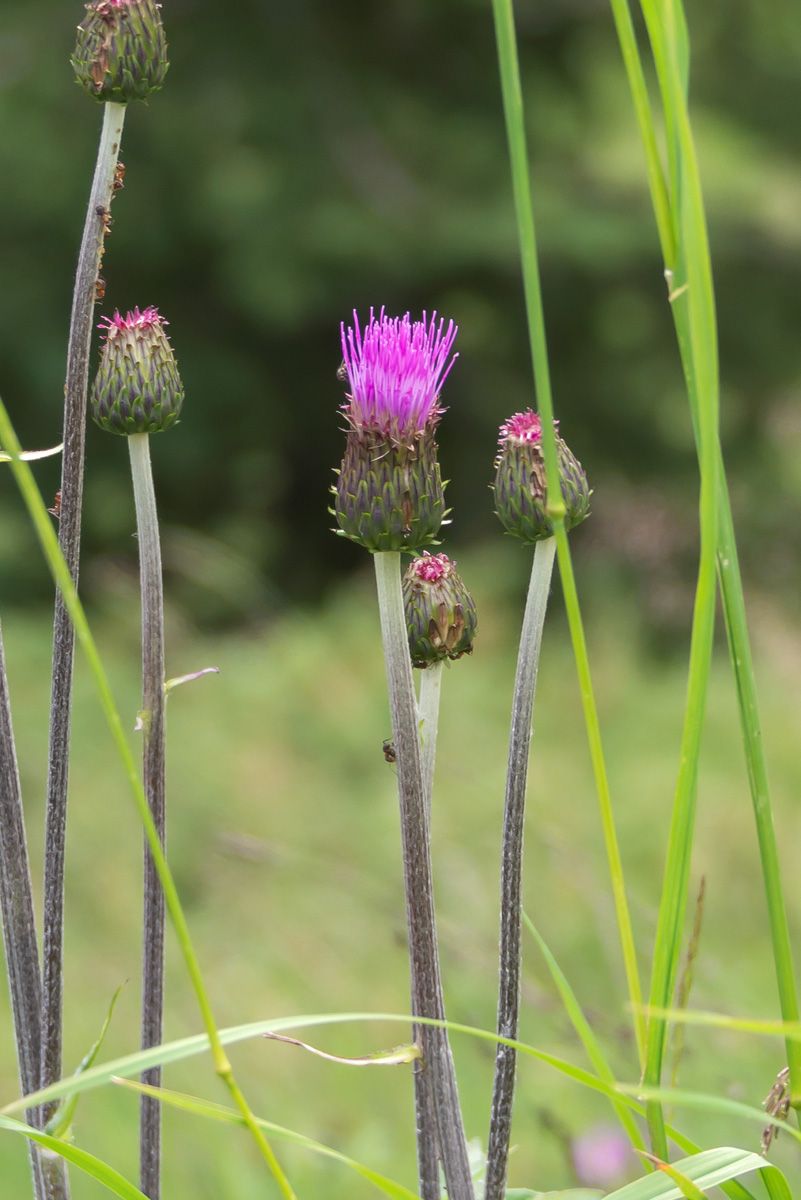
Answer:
340, 308, 458, 444
571, 1124, 631, 1188
333, 308, 458, 554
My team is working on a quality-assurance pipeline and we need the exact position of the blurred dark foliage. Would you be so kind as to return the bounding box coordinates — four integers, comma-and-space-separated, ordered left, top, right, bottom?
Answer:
0, 0, 800, 624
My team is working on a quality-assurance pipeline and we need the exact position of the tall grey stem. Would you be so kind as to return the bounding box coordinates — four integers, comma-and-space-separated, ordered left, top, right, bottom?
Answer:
418, 661, 444, 824
128, 433, 167, 1200
485, 537, 556, 1200
415, 659, 445, 1198
373, 552, 474, 1200
42, 101, 126, 1145
0, 623, 49, 1199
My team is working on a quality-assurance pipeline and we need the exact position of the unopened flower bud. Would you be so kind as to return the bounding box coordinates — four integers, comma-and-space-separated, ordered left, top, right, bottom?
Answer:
493, 409, 590, 543
91, 306, 183, 435
333, 309, 457, 553
403, 552, 477, 669
72, 0, 168, 104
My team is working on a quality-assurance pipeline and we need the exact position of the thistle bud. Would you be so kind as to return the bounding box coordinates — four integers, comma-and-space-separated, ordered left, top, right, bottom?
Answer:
493, 409, 590, 543
403, 552, 477, 669
91, 307, 183, 435
333, 309, 457, 554
72, 0, 168, 104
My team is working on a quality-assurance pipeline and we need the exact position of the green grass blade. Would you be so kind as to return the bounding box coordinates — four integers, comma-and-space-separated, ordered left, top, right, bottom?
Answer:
619, 1084, 801, 1148
610, 0, 801, 1105
643, 1005, 801, 1040
629, 1, 720, 1157
490, 0, 645, 1071
0, 1114, 148, 1199
114, 1078, 421, 1200
522, 912, 645, 1151
0, 1010, 756, 1200
603, 1147, 791, 1200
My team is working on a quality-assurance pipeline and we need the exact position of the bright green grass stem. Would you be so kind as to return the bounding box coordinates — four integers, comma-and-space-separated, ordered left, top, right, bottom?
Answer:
610, 0, 801, 1109
490, 0, 646, 1069
0, 400, 298, 1200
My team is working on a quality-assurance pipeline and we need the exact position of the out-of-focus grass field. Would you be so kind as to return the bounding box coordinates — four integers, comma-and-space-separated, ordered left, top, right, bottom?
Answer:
1, 543, 800, 1196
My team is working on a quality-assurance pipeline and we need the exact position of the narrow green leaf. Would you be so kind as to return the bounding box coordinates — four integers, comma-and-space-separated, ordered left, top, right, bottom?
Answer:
0, 1114, 147, 1199
603, 1147, 792, 1200
637, 1153, 706, 1200
617, 1083, 801, 1148
47, 984, 124, 1136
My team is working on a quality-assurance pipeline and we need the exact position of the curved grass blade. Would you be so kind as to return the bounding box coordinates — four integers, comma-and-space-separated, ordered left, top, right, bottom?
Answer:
603, 1146, 791, 1200
637, 1154, 706, 1200
617, 1084, 801, 1149
0, 1114, 147, 1200
113, 1078, 421, 1200
47, 986, 124, 1137
0, 1012, 755, 1200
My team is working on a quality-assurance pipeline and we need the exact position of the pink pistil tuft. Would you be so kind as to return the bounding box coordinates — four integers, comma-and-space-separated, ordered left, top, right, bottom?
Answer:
498, 408, 544, 447
410, 552, 453, 583
340, 307, 458, 443
99, 306, 166, 340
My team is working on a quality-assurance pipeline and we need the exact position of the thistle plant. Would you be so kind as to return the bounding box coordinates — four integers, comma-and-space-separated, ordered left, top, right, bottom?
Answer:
90, 305, 182, 1199
334, 310, 474, 1200
42, 5, 169, 1180
402, 552, 477, 815
487, 409, 589, 1200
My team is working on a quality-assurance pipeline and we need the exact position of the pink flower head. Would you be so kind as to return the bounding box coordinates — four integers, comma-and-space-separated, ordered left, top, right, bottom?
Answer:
340, 308, 458, 443
409, 552, 455, 584
99, 305, 167, 341
498, 408, 545, 448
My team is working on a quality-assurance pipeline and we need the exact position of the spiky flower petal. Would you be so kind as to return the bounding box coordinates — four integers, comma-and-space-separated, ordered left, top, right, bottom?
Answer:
91, 306, 183, 435
403, 552, 477, 668
493, 409, 590, 543
72, 0, 168, 104
334, 309, 457, 553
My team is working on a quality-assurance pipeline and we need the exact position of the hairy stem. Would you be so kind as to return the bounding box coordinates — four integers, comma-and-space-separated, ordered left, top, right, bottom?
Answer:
0, 623, 48, 1199
416, 659, 445, 1198
127, 434, 166, 1199
485, 537, 555, 1200
418, 661, 444, 824
0, 402, 298, 1200
373, 551, 474, 1200
42, 101, 126, 1141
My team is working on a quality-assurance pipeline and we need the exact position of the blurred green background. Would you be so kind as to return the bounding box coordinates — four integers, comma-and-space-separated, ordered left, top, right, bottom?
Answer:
1, 0, 801, 1196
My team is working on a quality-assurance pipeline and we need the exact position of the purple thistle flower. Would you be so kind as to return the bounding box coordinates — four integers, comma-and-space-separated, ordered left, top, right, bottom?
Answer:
340, 308, 458, 444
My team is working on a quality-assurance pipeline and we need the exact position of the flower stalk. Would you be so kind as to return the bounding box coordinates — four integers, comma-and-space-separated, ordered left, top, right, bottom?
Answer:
417, 662, 443, 822
0, 624, 50, 1200
485, 537, 555, 1200
373, 551, 474, 1200
42, 95, 125, 1168
127, 431, 167, 1199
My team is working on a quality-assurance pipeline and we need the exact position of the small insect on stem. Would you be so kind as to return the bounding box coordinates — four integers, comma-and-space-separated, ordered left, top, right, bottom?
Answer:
382, 738, 397, 764
95, 277, 107, 303
113, 161, 126, 192
48, 490, 62, 520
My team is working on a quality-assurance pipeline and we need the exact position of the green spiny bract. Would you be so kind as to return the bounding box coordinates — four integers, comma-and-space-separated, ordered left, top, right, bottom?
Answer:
403, 552, 477, 668
72, 0, 168, 104
91, 306, 183, 435
493, 409, 590, 544
333, 429, 447, 553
